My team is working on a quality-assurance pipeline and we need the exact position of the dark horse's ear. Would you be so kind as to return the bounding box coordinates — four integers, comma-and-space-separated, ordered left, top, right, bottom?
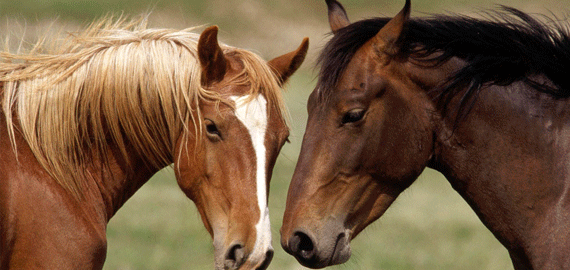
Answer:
326, 0, 350, 33
268, 38, 309, 86
373, 0, 411, 55
198, 26, 227, 87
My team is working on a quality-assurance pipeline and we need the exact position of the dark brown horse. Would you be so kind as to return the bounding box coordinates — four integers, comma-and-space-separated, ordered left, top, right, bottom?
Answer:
0, 17, 308, 269
281, 0, 570, 269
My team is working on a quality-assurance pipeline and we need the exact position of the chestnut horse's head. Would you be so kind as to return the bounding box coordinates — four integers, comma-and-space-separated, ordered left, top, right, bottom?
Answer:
281, 0, 435, 268
175, 26, 308, 269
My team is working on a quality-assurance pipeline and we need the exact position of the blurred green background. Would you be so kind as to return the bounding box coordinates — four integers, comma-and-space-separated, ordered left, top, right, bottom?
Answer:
2, 0, 569, 269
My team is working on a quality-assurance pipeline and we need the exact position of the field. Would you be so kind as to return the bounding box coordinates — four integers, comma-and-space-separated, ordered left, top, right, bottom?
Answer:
2, 0, 570, 269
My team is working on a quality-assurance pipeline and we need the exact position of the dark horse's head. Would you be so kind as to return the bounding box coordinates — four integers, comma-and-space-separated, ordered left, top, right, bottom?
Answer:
281, 0, 435, 267
281, 0, 570, 267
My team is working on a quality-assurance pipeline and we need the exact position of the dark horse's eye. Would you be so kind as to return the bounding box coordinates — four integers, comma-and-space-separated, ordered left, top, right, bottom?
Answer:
205, 119, 221, 138
341, 109, 366, 124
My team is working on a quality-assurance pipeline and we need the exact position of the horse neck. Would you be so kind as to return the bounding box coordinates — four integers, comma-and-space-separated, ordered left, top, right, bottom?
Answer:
86, 144, 163, 221
422, 63, 570, 253
0, 108, 159, 226
427, 71, 570, 182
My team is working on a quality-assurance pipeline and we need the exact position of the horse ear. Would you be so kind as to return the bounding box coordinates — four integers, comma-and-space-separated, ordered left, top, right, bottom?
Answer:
326, 0, 350, 33
373, 0, 411, 55
198, 26, 227, 87
268, 37, 309, 86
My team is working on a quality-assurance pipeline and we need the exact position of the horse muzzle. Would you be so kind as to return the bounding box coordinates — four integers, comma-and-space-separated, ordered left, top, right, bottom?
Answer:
281, 226, 351, 269
214, 241, 274, 270
213, 210, 274, 270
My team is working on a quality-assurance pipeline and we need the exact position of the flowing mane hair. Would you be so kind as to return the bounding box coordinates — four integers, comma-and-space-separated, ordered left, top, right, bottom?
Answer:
0, 16, 287, 197
317, 7, 570, 118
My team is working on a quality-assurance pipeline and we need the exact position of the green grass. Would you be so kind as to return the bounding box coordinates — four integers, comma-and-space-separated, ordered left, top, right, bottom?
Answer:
3, 0, 569, 269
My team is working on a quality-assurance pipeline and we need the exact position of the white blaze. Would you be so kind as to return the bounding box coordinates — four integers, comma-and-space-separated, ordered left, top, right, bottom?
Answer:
231, 95, 272, 262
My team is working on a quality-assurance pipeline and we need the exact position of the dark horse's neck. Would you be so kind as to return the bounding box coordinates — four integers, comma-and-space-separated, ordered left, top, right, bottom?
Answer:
415, 58, 570, 268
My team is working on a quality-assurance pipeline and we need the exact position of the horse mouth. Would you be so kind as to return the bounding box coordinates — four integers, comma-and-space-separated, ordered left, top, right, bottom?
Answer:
329, 231, 351, 266
254, 249, 274, 270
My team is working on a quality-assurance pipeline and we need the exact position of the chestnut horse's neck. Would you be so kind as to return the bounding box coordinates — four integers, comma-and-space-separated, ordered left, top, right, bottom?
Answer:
0, 102, 160, 224
85, 144, 163, 221
410, 57, 570, 268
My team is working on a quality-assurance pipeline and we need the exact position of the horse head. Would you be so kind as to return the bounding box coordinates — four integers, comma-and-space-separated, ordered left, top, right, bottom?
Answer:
176, 26, 308, 269
281, 0, 436, 268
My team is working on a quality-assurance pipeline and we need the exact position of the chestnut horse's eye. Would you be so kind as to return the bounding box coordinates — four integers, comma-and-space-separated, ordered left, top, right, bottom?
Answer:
205, 119, 221, 138
341, 109, 366, 124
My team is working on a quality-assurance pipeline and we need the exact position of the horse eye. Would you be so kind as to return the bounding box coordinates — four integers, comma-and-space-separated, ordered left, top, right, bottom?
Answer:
205, 119, 221, 138
341, 109, 366, 124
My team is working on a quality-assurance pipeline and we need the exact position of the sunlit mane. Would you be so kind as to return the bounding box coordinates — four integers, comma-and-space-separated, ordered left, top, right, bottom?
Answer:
0, 16, 287, 197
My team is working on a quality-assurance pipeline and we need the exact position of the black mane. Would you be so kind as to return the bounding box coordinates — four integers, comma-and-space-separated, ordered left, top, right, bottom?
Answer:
317, 7, 570, 115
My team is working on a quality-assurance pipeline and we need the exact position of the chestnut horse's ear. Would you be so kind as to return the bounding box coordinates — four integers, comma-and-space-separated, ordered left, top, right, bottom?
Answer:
198, 26, 227, 87
373, 0, 411, 55
268, 37, 309, 86
326, 0, 350, 33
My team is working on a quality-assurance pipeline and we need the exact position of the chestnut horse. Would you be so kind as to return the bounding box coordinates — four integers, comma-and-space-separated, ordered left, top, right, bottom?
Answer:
0, 17, 308, 269
281, 0, 570, 269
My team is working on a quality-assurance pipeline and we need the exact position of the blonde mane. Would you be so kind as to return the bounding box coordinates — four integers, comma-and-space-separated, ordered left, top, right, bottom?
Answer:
0, 16, 288, 197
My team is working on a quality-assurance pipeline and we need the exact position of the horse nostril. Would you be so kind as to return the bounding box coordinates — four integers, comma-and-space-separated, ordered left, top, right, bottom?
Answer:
290, 231, 316, 260
224, 243, 245, 270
